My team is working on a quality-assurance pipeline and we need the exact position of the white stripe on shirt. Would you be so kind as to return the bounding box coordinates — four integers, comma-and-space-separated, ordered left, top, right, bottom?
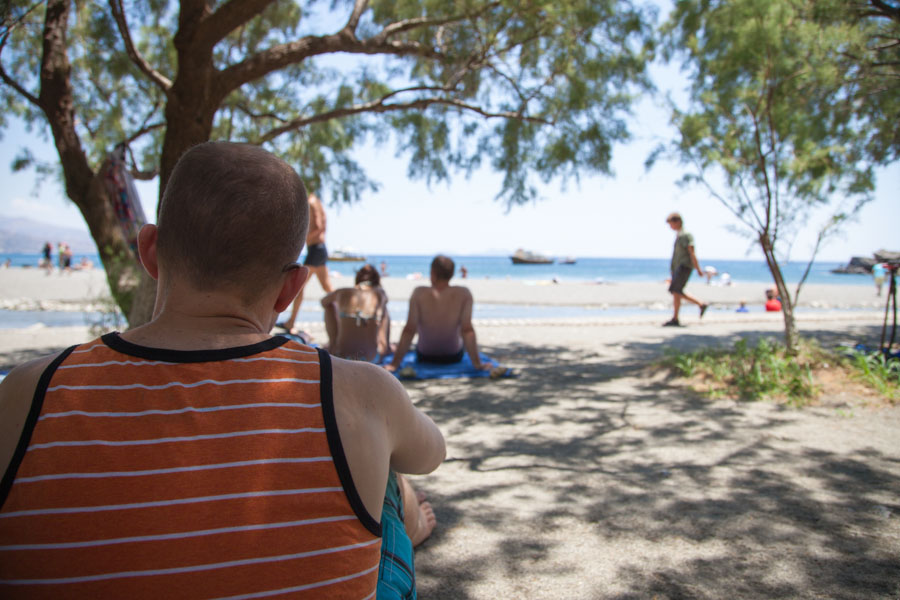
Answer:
28, 428, 326, 450
39, 402, 321, 420
0, 487, 343, 519
0, 539, 380, 585
14, 457, 331, 483
0, 515, 357, 551
211, 565, 380, 600
47, 377, 318, 392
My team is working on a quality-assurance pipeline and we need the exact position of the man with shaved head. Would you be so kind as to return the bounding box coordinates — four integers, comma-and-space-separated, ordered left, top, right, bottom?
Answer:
0, 142, 445, 598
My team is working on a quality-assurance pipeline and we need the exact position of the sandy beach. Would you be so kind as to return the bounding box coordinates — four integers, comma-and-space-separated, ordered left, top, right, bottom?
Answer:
1, 268, 897, 597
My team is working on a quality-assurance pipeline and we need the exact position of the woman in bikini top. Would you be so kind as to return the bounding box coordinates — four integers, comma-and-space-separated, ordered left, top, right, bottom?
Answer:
320, 264, 391, 362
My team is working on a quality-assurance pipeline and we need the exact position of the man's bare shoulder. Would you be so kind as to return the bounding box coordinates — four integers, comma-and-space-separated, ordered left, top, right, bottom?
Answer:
1, 353, 60, 402
331, 355, 406, 409
0, 352, 63, 471
449, 285, 474, 299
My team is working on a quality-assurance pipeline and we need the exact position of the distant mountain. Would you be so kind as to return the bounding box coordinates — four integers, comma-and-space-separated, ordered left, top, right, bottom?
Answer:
0, 215, 97, 254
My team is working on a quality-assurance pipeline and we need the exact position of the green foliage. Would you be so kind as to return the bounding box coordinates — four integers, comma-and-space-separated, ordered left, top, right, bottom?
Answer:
846, 349, 900, 402
665, 338, 900, 406
663, 338, 822, 405
1, 0, 656, 208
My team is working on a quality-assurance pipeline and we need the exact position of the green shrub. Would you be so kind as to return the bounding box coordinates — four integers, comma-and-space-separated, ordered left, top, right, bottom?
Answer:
662, 337, 820, 404
847, 350, 900, 401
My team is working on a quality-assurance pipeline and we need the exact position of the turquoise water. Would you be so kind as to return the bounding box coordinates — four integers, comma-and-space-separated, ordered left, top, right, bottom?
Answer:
2, 252, 868, 285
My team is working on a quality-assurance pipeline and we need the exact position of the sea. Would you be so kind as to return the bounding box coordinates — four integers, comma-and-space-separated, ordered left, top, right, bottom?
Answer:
0, 252, 873, 331
0, 252, 866, 286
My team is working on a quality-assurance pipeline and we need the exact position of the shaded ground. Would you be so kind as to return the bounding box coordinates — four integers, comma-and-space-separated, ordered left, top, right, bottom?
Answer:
408, 322, 900, 599
1, 318, 897, 597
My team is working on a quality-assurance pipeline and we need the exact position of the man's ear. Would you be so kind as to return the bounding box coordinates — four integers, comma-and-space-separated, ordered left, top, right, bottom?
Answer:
137, 224, 160, 280
274, 266, 310, 313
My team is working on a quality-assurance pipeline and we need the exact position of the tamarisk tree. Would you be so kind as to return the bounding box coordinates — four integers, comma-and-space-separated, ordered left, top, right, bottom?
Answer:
657, 0, 899, 352
1, 0, 654, 325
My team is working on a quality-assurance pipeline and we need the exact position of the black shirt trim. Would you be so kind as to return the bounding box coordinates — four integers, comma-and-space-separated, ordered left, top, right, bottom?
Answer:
0, 345, 78, 509
317, 348, 382, 537
101, 332, 289, 363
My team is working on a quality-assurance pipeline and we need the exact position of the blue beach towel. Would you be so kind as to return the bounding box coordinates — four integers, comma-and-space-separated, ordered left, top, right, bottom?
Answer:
380, 350, 512, 380
275, 334, 512, 380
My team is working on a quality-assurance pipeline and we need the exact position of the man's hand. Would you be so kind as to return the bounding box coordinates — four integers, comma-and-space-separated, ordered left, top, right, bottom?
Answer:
384, 363, 398, 373
473, 362, 493, 372
697, 267, 704, 277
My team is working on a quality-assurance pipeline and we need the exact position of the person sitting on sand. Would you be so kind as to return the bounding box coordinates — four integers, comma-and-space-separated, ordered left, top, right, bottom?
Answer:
0, 142, 446, 598
765, 287, 782, 312
386, 254, 492, 372
321, 263, 391, 362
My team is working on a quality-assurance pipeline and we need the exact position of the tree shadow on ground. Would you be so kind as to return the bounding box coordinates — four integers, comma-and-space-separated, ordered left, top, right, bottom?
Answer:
412, 325, 899, 599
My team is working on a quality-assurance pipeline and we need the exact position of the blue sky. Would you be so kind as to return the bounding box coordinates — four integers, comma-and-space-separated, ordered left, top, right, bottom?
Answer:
1, 18, 897, 263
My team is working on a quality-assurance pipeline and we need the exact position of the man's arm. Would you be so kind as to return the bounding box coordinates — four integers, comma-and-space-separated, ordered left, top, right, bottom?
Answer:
0, 354, 58, 475
459, 288, 490, 371
308, 198, 326, 239
332, 359, 445, 518
320, 289, 340, 308
376, 288, 391, 356
688, 245, 703, 277
386, 290, 420, 372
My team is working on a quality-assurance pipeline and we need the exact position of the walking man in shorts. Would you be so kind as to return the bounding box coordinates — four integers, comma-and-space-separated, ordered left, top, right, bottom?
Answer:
280, 193, 333, 335
664, 212, 709, 327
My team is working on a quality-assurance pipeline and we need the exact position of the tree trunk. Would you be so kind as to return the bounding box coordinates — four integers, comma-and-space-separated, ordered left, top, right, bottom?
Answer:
124, 105, 218, 328
37, 0, 145, 324
759, 232, 799, 354
78, 169, 145, 318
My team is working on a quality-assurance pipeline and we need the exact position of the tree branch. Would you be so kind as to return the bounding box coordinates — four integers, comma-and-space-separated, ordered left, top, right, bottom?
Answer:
234, 104, 287, 123
125, 120, 165, 145
343, 0, 369, 35
869, 0, 900, 23
37, 0, 94, 204
0, 30, 40, 106
195, 0, 277, 51
108, 0, 173, 92
255, 91, 551, 144
217, 33, 447, 98
216, 4, 501, 99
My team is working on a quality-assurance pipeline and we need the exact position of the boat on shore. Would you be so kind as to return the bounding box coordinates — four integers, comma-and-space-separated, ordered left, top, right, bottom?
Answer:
510, 249, 554, 265
330, 248, 366, 262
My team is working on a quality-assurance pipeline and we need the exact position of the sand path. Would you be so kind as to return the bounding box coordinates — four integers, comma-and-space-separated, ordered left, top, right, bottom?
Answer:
407, 316, 900, 599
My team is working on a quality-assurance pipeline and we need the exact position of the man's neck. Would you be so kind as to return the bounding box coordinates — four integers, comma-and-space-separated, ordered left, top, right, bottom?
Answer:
122, 283, 276, 350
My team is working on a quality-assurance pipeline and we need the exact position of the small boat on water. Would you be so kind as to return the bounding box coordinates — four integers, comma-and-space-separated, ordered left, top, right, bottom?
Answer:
330, 248, 366, 262
559, 256, 577, 265
510, 249, 554, 265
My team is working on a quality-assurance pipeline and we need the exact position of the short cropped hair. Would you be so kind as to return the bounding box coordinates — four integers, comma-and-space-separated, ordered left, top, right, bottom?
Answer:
156, 142, 308, 299
666, 212, 682, 224
355, 264, 380, 287
431, 255, 455, 281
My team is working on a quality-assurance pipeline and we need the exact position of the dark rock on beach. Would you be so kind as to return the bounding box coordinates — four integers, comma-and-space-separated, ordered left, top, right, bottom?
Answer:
831, 249, 899, 274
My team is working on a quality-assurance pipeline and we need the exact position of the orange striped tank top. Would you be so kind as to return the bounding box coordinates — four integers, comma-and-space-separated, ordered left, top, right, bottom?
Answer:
0, 333, 381, 599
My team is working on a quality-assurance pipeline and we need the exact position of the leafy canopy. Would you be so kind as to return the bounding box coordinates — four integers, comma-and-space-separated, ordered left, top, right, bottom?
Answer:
1, 0, 656, 207
657, 0, 889, 256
